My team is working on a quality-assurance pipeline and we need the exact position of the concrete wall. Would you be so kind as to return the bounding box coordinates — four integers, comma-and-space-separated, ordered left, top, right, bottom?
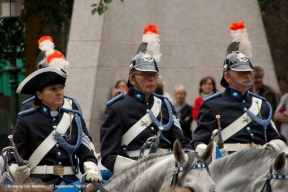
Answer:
65, 0, 278, 150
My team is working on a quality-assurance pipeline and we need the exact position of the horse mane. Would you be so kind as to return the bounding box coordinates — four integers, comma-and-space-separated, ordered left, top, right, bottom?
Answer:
106, 151, 205, 186
106, 151, 173, 184
211, 149, 277, 174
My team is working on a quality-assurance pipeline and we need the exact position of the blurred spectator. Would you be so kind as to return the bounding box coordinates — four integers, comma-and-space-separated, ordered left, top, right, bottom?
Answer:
250, 66, 281, 130
155, 75, 175, 105
192, 76, 217, 120
173, 85, 193, 140
111, 80, 128, 98
274, 73, 288, 143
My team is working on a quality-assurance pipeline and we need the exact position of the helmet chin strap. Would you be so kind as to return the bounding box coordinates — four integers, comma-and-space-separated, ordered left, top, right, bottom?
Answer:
227, 72, 254, 88
132, 76, 158, 96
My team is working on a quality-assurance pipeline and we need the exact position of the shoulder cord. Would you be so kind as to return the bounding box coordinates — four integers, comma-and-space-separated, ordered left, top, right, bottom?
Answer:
54, 107, 83, 174
246, 92, 272, 143
158, 109, 171, 144
149, 94, 173, 145
148, 96, 174, 131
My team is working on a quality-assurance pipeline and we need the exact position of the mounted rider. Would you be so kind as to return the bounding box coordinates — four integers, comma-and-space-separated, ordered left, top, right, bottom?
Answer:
100, 24, 192, 173
192, 21, 286, 155
21, 36, 97, 157
7, 46, 101, 188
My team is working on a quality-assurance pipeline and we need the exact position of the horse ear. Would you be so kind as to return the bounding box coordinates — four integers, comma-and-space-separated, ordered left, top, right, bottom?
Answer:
173, 139, 185, 164
201, 140, 214, 163
273, 152, 286, 172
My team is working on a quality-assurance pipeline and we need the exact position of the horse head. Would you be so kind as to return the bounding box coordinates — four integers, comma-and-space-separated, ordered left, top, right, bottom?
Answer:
171, 139, 215, 192
209, 149, 276, 191
104, 139, 215, 192
252, 150, 288, 192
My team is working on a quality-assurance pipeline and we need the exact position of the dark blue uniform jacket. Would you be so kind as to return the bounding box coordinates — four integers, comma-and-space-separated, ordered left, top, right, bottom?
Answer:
192, 87, 284, 150
100, 88, 192, 172
9, 100, 97, 185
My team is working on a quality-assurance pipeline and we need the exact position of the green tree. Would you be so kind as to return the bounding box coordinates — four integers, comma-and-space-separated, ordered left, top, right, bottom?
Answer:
91, 0, 123, 15
25, 0, 74, 55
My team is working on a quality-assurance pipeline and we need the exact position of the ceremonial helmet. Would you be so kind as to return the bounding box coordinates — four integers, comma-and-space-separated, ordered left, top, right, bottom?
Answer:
128, 24, 161, 87
220, 21, 254, 87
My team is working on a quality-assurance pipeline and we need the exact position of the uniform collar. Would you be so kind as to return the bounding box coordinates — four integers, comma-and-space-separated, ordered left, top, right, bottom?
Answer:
128, 87, 153, 103
40, 103, 60, 117
225, 87, 249, 101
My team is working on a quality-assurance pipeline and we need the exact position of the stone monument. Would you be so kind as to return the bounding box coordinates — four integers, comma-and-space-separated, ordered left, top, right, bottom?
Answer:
66, 0, 278, 150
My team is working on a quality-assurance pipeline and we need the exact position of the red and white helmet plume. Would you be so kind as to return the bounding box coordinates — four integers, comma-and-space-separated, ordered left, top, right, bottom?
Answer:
229, 21, 252, 58
142, 24, 162, 63
38, 36, 55, 56
46, 50, 69, 71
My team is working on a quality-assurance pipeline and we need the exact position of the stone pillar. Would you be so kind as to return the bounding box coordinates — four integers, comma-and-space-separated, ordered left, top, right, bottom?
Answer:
65, 0, 278, 150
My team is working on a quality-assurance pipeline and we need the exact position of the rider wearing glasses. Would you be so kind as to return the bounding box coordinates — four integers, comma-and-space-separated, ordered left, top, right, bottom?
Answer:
192, 21, 286, 156
100, 24, 192, 174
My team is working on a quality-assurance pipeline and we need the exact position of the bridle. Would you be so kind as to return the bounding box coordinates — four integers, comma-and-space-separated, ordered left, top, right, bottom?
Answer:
170, 152, 207, 187
260, 154, 288, 192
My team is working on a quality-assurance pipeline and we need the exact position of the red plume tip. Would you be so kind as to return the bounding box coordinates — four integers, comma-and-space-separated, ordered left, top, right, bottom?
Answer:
229, 21, 245, 31
143, 24, 159, 34
38, 36, 53, 45
46, 51, 65, 64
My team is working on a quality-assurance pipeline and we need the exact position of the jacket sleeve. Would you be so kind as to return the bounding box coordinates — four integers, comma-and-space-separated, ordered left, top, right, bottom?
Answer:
9, 117, 29, 164
100, 106, 124, 172
169, 106, 192, 151
76, 116, 98, 174
168, 122, 192, 151
261, 101, 285, 142
191, 102, 216, 150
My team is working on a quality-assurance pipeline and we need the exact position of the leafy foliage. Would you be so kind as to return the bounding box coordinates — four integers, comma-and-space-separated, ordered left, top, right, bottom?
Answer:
258, 0, 288, 93
0, 18, 25, 61
91, 0, 124, 15
258, 0, 271, 12
24, 0, 74, 54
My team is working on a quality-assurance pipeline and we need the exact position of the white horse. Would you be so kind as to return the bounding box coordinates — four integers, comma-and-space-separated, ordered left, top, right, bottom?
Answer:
209, 148, 288, 192
252, 147, 288, 192
102, 140, 215, 192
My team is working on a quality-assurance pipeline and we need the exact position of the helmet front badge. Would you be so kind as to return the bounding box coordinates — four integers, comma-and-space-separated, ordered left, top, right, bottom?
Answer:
142, 53, 154, 63
237, 52, 249, 63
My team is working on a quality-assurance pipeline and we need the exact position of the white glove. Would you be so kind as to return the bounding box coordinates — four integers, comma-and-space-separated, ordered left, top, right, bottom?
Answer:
219, 146, 228, 157
9, 164, 30, 184
83, 161, 102, 182
262, 142, 280, 152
